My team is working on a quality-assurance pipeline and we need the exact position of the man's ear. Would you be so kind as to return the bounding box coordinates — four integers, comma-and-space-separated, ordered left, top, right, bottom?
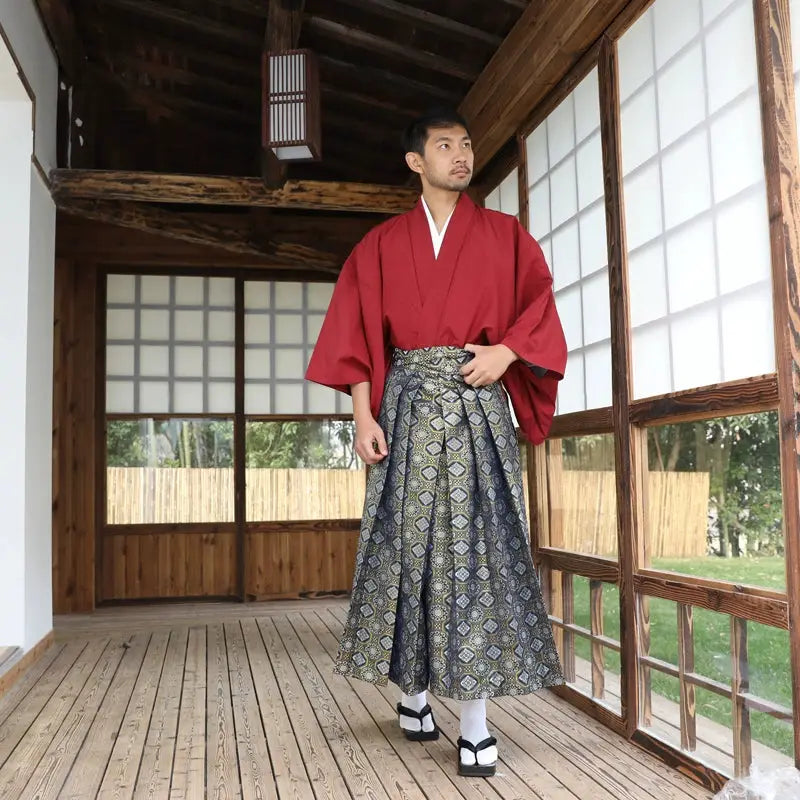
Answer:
405, 151, 424, 175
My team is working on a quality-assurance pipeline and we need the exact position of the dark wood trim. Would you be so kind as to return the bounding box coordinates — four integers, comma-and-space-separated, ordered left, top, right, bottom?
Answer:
50, 170, 419, 214
103, 522, 238, 537
549, 407, 613, 438
634, 572, 788, 630
550, 684, 626, 732
234, 277, 246, 602
628, 375, 778, 426
94, 268, 106, 607
516, 132, 529, 231
105, 413, 353, 422
536, 547, 620, 583
604, 0, 657, 42
599, 34, 640, 738
753, 0, 800, 766
731, 616, 752, 776
677, 604, 696, 751
246, 519, 362, 533
630, 729, 726, 793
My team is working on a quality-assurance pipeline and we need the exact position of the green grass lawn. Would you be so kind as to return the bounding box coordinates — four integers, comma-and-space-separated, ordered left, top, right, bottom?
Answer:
570, 557, 793, 757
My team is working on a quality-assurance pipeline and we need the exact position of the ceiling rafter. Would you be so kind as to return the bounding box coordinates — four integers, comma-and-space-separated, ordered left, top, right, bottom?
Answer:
305, 16, 479, 82
321, 84, 419, 119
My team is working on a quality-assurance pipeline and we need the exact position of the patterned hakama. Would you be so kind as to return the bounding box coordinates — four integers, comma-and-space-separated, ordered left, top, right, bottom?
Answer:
333, 346, 564, 700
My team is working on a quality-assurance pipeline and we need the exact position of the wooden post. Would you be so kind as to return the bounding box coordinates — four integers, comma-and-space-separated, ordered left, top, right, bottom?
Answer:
598, 34, 641, 736
731, 617, 752, 776
235, 278, 246, 601
591, 580, 605, 699
753, 0, 800, 767
562, 572, 576, 683
678, 603, 697, 752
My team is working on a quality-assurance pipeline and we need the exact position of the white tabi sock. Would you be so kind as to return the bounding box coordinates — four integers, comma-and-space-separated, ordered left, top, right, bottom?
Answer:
398, 689, 435, 732
459, 698, 497, 766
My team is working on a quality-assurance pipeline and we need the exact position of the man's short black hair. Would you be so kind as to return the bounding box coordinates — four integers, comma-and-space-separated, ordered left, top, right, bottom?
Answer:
403, 108, 471, 156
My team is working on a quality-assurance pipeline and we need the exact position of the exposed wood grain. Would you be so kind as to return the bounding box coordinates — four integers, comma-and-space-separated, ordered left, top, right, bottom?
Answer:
536, 548, 620, 583
639, 595, 652, 727
598, 33, 639, 737
58, 199, 342, 271
0, 633, 55, 700
730, 617, 751, 777
562, 572, 576, 683
51, 170, 419, 213
590, 581, 605, 700
753, 0, 800, 767
170, 626, 207, 800
677, 604, 696, 753
549, 407, 614, 438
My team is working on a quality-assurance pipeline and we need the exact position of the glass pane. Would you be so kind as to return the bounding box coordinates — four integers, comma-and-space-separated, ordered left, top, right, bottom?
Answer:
619, 0, 774, 398
694, 686, 734, 774
545, 434, 617, 557
639, 596, 680, 667
645, 412, 784, 588
245, 420, 365, 521
106, 418, 234, 523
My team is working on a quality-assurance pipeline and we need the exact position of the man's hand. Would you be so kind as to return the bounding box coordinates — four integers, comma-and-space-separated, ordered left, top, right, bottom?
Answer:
354, 416, 388, 465
460, 343, 518, 387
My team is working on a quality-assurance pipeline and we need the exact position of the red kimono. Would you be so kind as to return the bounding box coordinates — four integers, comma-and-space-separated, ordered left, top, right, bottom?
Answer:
305, 193, 566, 444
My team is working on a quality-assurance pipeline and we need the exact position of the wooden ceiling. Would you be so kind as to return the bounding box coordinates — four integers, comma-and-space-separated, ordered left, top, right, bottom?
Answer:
60, 0, 529, 184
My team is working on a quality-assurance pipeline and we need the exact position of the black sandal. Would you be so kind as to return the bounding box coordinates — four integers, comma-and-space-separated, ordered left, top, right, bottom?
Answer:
457, 735, 497, 777
396, 702, 440, 741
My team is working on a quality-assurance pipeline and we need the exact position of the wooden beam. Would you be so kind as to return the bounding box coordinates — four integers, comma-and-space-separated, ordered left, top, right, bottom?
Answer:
333, 0, 501, 47
321, 85, 419, 119
57, 198, 342, 271
34, 0, 86, 79
461, 0, 631, 173
50, 170, 419, 213
96, 0, 262, 49
306, 16, 478, 82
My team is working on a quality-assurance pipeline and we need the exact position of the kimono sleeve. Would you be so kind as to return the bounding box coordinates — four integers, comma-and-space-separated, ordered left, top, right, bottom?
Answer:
305, 248, 372, 395
500, 220, 567, 444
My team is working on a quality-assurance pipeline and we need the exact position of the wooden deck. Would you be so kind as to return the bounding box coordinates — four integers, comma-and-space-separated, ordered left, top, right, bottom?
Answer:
0, 599, 713, 800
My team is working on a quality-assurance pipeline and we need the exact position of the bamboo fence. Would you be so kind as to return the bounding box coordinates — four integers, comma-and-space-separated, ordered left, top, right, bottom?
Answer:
106, 467, 710, 557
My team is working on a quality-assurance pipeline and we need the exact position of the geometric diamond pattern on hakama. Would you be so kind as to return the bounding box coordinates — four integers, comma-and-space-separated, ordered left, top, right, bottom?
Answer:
333, 346, 564, 699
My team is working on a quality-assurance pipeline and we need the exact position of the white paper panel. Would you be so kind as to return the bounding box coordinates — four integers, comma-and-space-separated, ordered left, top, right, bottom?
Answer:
245, 384, 271, 415
140, 275, 170, 305
665, 217, 716, 313
208, 311, 235, 342
208, 382, 235, 414
704, 0, 737, 23
174, 310, 202, 340
576, 133, 604, 209
107, 308, 135, 340
628, 243, 668, 327
308, 383, 338, 414
275, 282, 303, 309
139, 381, 169, 412
245, 349, 270, 380
245, 282, 271, 310
618, 11, 654, 101
653, 0, 700, 67
307, 314, 325, 343
632, 324, 671, 398
716, 190, 771, 294
526, 125, 549, 184
579, 204, 608, 277
661, 129, 711, 230
275, 348, 304, 380
671, 307, 721, 390
106, 381, 134, 413
550, 156, 578, 228
547, 99, 575, 165
139, 345, 169, 377
558, 352, 585, 414
174, 381, 204, 413
624, 163, 663, 250
208, 346, 235, 379
574, 68, 601, 142
174, 346, 203, 378
275, 315, 304, 345
581, 270, 611, 345
556, 286, 583, 351
107, 274, 136, 304
620, 85, 659, 175
107, 345, 134, 376
245, 313, 270, 344
720, 285, 775, 379
484, 188, 500, 212
275, 383, 304, 414
175, 277, 204, 305
208, 278, 235, 306
551, 221, 580, 290
528, 181, 551, 239
584, 343, 613, 408
499, 170, 519, 217
658, 45, 705, 147
307, 283, 334, 311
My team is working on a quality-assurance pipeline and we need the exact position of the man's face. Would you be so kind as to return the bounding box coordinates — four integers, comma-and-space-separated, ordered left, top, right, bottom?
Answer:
408, 124, 474, 191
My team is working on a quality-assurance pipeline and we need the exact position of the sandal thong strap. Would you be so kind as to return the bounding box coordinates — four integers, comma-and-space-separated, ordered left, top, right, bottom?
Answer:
457, 735, 497, 753
396, 702, 433, 720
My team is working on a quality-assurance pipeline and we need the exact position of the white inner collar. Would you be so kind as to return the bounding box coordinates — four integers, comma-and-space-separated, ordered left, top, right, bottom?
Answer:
421, 196, 455, 259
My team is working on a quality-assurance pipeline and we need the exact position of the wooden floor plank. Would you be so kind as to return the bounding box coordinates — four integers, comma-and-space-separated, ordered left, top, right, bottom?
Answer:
206, 624, 242, 800
257, 617, 352, 800
286, 613, 429, 800
131, 628, 189, 800
9, 639, 126, 800
240, 618, 315, 800
0, 638, 108, 789
91, 629, 168, 800
223, 621, 278, 800
0, 644, 64, 728
170, 627, 207, 800
57, 635, 151, 800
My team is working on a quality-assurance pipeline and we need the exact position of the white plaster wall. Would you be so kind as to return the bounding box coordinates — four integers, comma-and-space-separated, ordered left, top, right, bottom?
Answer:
0, 99, 34, 648
0, 0, 58, 170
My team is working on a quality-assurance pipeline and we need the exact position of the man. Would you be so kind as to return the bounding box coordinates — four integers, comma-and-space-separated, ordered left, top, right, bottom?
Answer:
305, 108, 566, 777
